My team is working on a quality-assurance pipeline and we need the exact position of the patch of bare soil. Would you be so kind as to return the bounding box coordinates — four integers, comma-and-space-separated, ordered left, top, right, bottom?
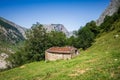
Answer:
68, 68, 92, 77
20, 65, 25, 69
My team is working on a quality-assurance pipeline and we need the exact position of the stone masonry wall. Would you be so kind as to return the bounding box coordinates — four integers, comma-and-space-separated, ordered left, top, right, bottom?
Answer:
45, 52, 72, 61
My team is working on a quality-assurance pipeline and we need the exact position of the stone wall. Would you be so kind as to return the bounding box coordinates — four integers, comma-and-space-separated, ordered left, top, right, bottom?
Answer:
45, 52, 72, 61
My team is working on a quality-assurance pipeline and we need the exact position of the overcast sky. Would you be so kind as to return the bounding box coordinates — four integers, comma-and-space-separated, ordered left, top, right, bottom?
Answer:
0, 0, 110, 31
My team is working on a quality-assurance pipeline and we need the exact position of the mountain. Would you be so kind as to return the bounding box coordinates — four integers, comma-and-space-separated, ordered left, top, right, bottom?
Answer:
0, 17, 26, 70
96, 0, 120, 26
0, 0, 120, 79
1, 1, 120, 78
0, 17, 26, 44
42, 24, 70, 36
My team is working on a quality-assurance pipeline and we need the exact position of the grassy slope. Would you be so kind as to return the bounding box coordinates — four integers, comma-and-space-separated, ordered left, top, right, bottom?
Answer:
0, 31, 120, 80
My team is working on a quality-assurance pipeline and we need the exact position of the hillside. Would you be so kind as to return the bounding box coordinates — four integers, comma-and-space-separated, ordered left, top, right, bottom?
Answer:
0, 30, 119, 80
0, 17, 26, 69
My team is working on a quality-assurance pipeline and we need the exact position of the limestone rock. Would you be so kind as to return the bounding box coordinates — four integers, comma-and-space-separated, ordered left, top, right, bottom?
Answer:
96, 0, 120, 26
43, 24, 69, 37
0, 17, 26, 44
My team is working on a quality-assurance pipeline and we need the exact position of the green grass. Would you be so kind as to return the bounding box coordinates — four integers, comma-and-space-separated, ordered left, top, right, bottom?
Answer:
0, 31, 120, 80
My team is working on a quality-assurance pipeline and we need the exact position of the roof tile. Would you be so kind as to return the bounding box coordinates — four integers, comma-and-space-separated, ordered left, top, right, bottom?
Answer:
46, 46, 77, 53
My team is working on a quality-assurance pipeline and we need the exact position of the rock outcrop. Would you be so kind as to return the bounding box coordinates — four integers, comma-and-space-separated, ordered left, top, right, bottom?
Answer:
0, 53, 9, 69
0, 17, 26, 44
43, 24, 69, 36
96, 0, 120, 26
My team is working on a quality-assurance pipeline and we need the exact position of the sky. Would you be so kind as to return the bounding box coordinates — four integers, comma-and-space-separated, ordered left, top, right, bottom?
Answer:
0, 0, 110, 31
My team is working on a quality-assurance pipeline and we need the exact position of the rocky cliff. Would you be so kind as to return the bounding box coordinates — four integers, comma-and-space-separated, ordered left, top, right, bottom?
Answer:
96, 0, 120, 26
43, 24, 69, 36
0, 17, 26, 44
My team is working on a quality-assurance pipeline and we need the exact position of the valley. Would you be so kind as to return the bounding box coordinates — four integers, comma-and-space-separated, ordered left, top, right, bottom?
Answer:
0, 0, 120, 80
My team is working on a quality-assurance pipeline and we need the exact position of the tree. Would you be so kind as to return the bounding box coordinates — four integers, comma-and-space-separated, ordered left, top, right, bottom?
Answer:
48, 31, 67, 47
67, 36, 77, 47
9, 23, 50, 66
85, 21, 99, 36
77, 27, 95, 50
25, 23, 49, 61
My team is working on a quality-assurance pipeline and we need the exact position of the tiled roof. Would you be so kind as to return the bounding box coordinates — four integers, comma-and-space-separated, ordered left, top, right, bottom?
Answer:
46, 46, 77, 53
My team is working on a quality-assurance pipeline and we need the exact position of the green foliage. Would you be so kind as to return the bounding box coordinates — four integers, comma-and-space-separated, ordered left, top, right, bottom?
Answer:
77, 27, 95, 50
9, 23, 48, 66
100, 16, 114, 32
48, 31, 67, 47
67, 21, 99, 50
85, 21, 100, 36
25, 23, 49, 61
9, 48, 26, 66
68, 21, 98, 50
67, 36, 77, 47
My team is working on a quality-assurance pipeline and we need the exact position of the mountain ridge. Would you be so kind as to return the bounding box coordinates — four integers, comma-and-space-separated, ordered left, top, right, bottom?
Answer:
0, 17, 26, 39
96, 0, 120, 26
42, 24, 70, 37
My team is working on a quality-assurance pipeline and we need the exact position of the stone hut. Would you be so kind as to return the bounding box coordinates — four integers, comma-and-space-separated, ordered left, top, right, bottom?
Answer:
45, 46, 79, 61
